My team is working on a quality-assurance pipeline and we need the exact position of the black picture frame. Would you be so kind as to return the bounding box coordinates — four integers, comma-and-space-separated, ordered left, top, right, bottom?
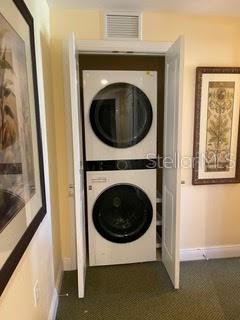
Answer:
0, 0, 46, 295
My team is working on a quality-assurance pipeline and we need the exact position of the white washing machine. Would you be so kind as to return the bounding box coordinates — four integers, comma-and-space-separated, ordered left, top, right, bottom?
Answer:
83, 70, 157, 161
87, 168, 156, 266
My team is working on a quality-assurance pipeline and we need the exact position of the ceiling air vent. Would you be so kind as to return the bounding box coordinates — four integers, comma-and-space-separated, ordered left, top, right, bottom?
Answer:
105, 12, 142, 40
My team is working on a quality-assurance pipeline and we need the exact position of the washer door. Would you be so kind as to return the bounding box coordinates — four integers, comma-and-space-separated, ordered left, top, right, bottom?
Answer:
90, 83, 153, 148
92, 184, 153, 243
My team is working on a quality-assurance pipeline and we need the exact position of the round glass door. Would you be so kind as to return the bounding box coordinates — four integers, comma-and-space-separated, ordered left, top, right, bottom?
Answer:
92, 184, 153, 243
90, 83, 153, 148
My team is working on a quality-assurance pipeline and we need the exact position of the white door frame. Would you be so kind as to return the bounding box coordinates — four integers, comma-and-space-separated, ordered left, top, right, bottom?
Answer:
75, 39, 172, 55
66, 36, 184, 294
162, 38, 184, 289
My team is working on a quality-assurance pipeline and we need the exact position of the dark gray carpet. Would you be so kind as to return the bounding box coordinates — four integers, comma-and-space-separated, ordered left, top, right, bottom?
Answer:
56, 258, 240, 320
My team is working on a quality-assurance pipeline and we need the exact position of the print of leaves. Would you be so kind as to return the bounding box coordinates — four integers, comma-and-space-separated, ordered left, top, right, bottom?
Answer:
207, 116, 230, 146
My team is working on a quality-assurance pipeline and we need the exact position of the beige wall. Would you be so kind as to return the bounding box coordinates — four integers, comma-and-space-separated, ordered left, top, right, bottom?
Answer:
50, 9, 240, 261
142, 13, 240, 248
143, 13, 240, 248
38, 2, 62, 281
50, 10, 102, 261
0, 0, 62, 318
0, 218, 55, 320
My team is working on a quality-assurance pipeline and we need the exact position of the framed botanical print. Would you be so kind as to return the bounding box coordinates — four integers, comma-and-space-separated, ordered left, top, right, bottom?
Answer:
193, 67, 240, 185
0, 0, 46, 294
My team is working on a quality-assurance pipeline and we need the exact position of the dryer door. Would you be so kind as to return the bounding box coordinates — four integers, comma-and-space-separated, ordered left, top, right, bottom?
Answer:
93, 184, 153, 243
90, 83, 153, 148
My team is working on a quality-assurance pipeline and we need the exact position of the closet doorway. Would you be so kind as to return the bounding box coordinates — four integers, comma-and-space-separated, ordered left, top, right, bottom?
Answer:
65, 36, 184, 298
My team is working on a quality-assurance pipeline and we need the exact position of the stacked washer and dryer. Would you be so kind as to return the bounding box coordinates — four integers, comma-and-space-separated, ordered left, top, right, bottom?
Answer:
83, 70, 157, 266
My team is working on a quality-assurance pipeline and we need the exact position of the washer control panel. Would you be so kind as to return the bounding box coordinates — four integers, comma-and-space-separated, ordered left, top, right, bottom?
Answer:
86, 159, 156, 171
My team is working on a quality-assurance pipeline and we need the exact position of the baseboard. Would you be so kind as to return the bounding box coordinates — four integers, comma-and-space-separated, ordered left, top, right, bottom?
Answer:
55, 262, 64, 294
180, 244, 240, 261
63, 257, 76, 271
48, 289, 58, 320
48, 263, 63, 320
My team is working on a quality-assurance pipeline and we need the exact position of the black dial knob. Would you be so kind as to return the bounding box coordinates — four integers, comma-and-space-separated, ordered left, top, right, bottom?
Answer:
117, 160, 128, 170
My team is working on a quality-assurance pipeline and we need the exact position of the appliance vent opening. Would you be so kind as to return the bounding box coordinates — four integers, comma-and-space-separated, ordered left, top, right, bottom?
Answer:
105, 12, 142, 40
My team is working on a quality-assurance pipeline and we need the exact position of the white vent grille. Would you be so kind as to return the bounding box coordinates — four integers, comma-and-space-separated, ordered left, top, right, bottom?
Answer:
105, 12, 141, 40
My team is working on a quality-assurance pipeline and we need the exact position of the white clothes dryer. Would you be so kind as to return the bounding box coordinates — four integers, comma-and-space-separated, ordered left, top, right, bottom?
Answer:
83, 70, 157, 161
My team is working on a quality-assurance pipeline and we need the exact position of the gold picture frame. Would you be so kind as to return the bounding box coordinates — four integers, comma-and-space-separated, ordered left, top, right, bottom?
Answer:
193, 67, 240, 185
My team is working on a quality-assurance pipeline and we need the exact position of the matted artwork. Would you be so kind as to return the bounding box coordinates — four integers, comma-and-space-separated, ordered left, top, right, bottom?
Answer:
193, 67, 240, 185
0, 0, 46, 295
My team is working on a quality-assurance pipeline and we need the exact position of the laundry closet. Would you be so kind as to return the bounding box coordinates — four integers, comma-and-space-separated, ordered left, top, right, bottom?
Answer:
78, 54, 164, 268
65, 36, 183, 298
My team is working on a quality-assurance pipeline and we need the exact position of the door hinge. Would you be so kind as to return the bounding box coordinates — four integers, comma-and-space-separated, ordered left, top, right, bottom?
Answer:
69, 184, 75, 196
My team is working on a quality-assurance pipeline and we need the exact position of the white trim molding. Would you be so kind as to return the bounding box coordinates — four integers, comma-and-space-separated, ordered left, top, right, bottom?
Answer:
63, 38, 78, 271
63, 257, 76, 271
75, 39, 172, 55
55, 263, 64, 294
180, 244, 240, 261
48, 289, 58, 320
48, 264, 63, 320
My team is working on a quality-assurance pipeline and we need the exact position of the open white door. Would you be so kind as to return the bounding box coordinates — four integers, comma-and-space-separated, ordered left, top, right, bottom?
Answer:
162, 37, 184, 289
65, 33, 86, 298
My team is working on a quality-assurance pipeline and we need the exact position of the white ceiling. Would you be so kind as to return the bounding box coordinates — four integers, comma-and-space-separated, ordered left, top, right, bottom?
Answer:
48, 0, 240, 17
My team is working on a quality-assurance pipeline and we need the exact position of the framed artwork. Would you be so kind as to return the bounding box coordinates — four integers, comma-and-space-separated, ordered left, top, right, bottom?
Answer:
193, 67, 240, 185
0, 0, 46, 294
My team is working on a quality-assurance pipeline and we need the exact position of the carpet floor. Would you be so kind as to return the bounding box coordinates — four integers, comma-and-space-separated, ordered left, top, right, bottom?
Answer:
56, 258, 240, 320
